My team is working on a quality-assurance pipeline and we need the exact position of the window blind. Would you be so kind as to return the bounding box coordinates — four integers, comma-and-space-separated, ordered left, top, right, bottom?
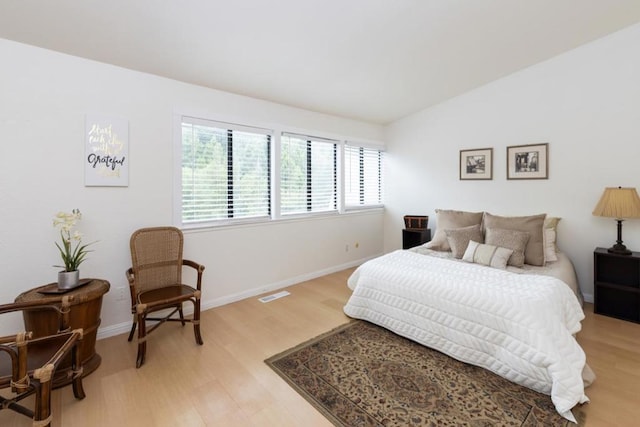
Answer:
281, 133, 337, 215
344, 144, 383, 207
181, 118, 271, 224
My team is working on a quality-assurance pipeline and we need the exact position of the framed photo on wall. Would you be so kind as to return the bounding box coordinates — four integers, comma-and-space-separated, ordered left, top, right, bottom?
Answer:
506, 143, 548, 180
459, 148, 493, 180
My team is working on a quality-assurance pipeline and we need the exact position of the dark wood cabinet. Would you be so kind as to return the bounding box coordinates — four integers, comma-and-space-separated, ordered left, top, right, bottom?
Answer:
594, 247, 640, 323
402, 228, 431, 250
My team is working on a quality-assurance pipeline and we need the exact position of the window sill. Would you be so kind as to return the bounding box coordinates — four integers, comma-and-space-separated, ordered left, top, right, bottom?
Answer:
180, 207, 384, 234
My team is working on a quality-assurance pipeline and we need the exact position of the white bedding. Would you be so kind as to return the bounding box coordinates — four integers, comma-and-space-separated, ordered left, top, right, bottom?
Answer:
343, 249, 590, 422
411, 245, 585, 306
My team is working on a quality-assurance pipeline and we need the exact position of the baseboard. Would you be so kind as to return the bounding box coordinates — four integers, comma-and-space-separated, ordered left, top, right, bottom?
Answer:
97, 254, 380, 340
97, 322, 133, 340
582, 293, 594, 304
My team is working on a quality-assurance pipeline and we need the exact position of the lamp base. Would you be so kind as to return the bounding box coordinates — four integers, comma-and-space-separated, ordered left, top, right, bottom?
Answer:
607, 243, 632, 255
607, 219, 633, 255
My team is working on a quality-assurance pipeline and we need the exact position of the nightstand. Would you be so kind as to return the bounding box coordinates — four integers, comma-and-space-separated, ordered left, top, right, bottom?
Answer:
593, 247, 640, 323
402, 228, 431, 250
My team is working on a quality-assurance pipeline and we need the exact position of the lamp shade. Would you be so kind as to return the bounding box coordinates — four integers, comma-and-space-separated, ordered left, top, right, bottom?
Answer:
592, 187, 640, 219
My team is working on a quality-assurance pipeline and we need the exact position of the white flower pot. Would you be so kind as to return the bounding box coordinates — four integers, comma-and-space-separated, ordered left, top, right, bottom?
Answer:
58, 270, 80, 290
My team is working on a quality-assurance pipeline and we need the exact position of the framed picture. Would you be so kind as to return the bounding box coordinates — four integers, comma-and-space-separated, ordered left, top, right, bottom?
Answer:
460, 148, 493, 180
506, 143, 548, 180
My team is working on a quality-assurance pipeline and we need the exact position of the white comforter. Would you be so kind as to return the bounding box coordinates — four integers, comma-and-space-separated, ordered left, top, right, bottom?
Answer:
343, 250, 589, 422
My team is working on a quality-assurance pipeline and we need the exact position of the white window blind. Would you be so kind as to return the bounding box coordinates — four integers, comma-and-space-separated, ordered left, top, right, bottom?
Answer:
181, 118, 271, 224
344, 144, 383, 208
280, 133, 337, 215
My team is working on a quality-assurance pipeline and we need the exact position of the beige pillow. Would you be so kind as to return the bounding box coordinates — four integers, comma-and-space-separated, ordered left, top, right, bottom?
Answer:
483, 213, 546, 266
544, 216, 561, 255
445, 224, 483, 259
426, 209, 484, 252
544, 216, 561, 230
463, 240, 513, 269
485, 227, 530, 267
544, 228, 558, 262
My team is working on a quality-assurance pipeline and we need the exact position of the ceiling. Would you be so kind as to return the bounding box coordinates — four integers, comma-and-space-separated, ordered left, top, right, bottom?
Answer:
1, 1, 640, 124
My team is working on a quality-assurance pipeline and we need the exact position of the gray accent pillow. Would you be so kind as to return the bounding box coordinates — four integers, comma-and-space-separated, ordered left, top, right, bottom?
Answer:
426, 209, 484, 252
445, 224, 483, 259
484, 227, 530, 267
483, 213, 546, 266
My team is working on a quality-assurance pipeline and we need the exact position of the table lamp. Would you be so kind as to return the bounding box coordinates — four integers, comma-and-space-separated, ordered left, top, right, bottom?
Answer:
592, 186, 640, 255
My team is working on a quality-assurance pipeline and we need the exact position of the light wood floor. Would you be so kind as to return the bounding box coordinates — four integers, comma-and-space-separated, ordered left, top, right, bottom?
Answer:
2, 268, 639, 426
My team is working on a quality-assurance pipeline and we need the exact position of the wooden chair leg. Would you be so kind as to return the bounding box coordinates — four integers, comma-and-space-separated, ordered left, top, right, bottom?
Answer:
72, 374, 86, 401
71, 344, 86, 400
178, 303, 186, 326
193, 298, 203, 345
33, 380, 52, 427
136, 313, 147, 368
127, 318, 137, 342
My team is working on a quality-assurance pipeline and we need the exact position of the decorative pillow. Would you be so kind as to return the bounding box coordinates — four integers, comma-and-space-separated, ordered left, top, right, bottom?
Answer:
426, 209, 484, 252
544, 216, 561, 231
444, 224, 483, 259
543, 216, 562, 262
462, 240, 514, 269
544, 228, 558, 262
484, 227, 530, 267
483, 213, 545, 266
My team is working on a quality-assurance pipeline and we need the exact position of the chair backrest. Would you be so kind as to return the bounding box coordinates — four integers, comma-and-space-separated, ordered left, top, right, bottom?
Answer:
0, 298, 84, 425
0, 298, 74, 385
129, 226, 184, 294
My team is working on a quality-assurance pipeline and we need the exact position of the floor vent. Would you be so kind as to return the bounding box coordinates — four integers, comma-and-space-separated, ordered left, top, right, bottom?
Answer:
258, 290, 291, 303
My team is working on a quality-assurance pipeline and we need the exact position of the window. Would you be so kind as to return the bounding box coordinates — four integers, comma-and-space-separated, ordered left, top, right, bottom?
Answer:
177, 114, 384, 227
280, 133, 337, 215
181, 117, 271, 225
344, 144, 383, 208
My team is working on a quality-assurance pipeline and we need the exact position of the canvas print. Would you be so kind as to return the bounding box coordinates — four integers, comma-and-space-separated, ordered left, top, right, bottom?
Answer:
84, 114, 129, 186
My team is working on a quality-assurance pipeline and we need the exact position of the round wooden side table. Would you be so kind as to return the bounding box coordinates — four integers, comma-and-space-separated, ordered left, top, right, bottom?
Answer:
14, 278, 110, 388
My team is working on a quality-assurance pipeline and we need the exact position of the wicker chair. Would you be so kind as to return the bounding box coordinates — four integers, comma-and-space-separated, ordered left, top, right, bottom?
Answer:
126, 226, 205, 368
0, 297, 85, 427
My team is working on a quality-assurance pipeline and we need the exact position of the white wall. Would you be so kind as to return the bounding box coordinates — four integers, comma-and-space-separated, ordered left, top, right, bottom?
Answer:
384, 23, 640, 302
0, 39, 384, 336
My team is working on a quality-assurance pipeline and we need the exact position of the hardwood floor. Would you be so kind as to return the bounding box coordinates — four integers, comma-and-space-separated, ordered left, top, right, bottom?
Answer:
1, 267, 639, 426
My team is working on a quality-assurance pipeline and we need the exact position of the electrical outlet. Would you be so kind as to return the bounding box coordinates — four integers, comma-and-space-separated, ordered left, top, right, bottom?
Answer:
116, 287, 127, 301
345, 244, 349, 252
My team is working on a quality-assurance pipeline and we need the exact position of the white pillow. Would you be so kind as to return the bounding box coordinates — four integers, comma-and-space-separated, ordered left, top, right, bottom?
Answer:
544, 228, 558, 262
462, 240, 514, 269
543, 216, 561, 263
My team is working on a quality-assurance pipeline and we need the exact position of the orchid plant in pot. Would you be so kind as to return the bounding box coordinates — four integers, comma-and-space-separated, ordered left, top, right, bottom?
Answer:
53, 209, 95, 289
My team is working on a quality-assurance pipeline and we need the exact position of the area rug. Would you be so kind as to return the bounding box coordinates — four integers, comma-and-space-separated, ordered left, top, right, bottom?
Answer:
266, 320, 585, 426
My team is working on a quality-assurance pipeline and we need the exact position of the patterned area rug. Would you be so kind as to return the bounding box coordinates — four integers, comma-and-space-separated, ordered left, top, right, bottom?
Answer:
266, 320, 585, 426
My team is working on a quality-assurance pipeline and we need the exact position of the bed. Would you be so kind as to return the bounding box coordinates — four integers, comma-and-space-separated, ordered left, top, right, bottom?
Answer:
343, 210, 592, 423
